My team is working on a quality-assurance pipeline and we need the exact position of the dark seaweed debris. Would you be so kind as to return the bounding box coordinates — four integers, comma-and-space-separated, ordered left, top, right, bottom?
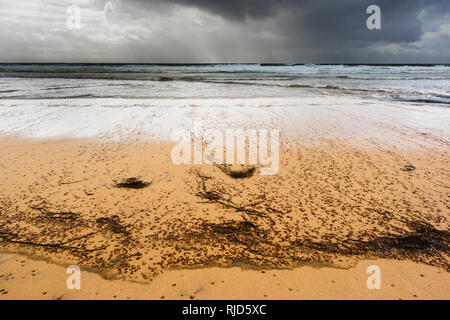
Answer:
179, 219, 269, 249
179, 217, 450, 271
401, 164, 416, 172
0, 230, 104, 253
114, 177, 151, 189
30, 203, 80, 221
291, 221, 449, 270
215, 164, 256, 179
209, 220, 257, 235
96, 215, 129, 235
359, 221, 449, 253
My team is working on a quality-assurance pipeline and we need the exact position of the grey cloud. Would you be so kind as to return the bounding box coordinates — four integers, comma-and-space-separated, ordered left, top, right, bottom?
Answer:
0, 0, 449, 62
125, 0, 437, 43
125, 0, 282, 21
110, 0, 450, 62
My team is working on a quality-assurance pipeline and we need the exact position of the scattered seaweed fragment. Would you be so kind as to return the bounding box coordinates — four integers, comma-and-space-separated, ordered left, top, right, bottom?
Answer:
30, 202, 80, 221
96, 215, 129, 235
115, 177, 151, 189
209, 220, 257, 235
58, 178, 89, 185
401, 164, 416, 172
0, 230, 104, 253
215, 164, 256, 179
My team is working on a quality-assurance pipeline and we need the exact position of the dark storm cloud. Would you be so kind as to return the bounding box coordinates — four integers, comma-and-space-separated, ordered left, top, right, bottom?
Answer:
114, 0, 449, 62
129, 0, 450, 23
128, 0, 447, 43
0, 0, 449, 62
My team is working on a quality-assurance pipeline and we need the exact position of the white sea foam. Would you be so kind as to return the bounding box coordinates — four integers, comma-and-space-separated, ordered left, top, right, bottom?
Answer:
0, 96, 448, 148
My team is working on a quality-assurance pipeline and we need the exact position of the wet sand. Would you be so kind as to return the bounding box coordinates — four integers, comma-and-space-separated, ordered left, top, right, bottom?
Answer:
0, 97, 449, 300
1, 253, 449, 300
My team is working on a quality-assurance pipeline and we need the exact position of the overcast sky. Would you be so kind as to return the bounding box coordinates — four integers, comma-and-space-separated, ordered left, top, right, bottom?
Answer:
0, 0, 449, 63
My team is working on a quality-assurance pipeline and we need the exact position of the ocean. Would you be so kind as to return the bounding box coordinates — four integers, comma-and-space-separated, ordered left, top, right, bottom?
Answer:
0, 64, 449, 105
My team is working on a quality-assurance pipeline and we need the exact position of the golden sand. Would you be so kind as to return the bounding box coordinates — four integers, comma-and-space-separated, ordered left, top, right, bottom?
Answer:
1, 253, 449, 300
0, 135, 448, 299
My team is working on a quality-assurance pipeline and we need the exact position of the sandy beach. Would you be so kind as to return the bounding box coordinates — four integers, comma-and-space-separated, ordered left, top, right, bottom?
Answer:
0, 95, 448, 300
1, 0, 449, 304
1, 253, 448, 300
